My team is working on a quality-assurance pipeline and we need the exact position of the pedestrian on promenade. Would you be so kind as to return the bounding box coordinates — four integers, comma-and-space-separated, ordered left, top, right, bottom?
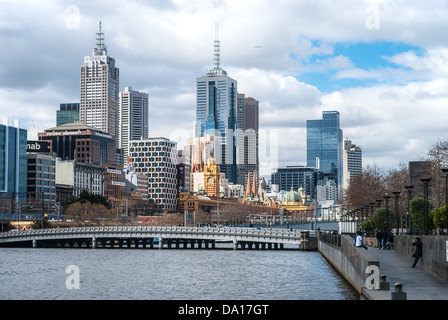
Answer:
385, 232, 394, 250
355, 231, 368, 250
382, 229, 388, 249
411, 237, 422, 268
376, 229, 383, 249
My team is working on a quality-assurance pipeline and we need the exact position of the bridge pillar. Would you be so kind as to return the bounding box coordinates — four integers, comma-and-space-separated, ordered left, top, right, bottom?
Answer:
92, 237, 97, 249
32, 239, 37, 248
159, 237, 163, 249
233, 239, 238, 250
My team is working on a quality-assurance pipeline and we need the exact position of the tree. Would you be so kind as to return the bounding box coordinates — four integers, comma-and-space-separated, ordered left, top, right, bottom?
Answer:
431, 206, 447, 231
410, 197, 434, 232
32, 215, 51, 229
371, 208, 396, 231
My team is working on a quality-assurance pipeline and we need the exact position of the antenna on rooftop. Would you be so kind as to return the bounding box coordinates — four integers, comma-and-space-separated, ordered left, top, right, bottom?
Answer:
214, 23, 221, 71
95, 20, 107, 55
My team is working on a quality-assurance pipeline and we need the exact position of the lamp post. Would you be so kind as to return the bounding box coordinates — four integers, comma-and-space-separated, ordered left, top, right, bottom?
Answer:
392, 191, 401, 235
404, 185, 414, 234
420, 178, 431, 234
441, 169, 448, 234
384, 194, 391, 232
370, 202, 375, 219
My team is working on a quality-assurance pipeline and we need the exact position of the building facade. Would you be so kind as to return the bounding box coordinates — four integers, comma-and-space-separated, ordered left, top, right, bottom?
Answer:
56, 103, 79, 126
128, 137, 177, 211
343, 138, 362, 190
119, 86, 149, 162
237, 93, 259, 193
306, 111, 343, 199
0, 121, 27, 202
26, 153, 57, 207
79, 21, 120, 144
270, 166, 316, 200
39, 122, 116, 166
195, 37, 238, 184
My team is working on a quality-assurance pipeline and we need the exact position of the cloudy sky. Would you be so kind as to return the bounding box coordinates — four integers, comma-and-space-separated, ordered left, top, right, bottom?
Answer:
1, 0, 448, 176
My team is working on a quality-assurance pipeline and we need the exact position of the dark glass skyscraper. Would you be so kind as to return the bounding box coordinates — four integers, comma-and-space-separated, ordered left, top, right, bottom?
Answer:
306, 111, 343, 199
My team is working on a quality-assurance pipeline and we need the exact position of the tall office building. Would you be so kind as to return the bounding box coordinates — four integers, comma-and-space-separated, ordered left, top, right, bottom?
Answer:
0, 121, 27, 202
343, 138, 362, 190
306, 111, 343, 199
195, 35, 238, 184
79, 21, 120, 144
119, 86, 149, 161
237, 93, 259, 190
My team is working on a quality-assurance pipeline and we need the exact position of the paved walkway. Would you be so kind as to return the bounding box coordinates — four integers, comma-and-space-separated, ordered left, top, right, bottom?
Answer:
365, 248, 448, 300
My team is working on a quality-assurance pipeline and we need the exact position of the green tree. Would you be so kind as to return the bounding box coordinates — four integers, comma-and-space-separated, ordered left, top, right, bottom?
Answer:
32, 215, 51, 229
432, 206, 447, 230
410, 197, 434, 231
371, 208, 396, 231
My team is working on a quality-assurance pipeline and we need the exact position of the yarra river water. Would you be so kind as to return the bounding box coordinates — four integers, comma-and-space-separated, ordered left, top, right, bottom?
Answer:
0, 247, 358, 300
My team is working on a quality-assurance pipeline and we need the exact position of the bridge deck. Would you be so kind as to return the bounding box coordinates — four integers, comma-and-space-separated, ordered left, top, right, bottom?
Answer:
0, 226, 315, 250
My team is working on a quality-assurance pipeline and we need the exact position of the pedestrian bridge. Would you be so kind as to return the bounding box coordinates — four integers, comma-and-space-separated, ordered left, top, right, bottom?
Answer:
0, 226, 317, 250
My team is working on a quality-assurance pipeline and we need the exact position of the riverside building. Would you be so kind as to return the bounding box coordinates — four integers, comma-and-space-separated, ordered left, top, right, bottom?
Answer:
127, 137, 178, 211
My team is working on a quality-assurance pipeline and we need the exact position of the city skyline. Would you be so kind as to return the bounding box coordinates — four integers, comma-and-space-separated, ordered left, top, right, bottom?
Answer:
1, 1, 448, 172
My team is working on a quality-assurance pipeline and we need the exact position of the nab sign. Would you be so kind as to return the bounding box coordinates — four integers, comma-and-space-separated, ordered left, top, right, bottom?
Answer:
26, 141, 51, 153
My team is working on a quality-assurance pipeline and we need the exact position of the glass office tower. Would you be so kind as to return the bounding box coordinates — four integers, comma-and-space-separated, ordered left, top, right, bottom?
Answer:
306, 111, 343, 199
195, 37, 238, 184
0, 122, 27, 202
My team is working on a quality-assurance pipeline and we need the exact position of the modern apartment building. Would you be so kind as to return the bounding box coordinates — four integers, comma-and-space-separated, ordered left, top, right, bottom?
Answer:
79, 21, 120, 144
119, 86, 149, 161
127, 137, 178, 210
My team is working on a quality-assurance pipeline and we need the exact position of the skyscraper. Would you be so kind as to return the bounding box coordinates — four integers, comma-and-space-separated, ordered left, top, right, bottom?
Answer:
306, 111, 343, 199
79, 21, 119, 144
195, 34, 238, 184
343, 138, 362, 190
237, 93, 259, 190
119, 86, 149, 161
0, 121, 27, 202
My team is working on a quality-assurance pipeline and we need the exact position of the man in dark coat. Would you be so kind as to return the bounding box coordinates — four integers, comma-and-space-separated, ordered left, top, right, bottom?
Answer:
376, 229, 383, 249
411, 237, 423, 268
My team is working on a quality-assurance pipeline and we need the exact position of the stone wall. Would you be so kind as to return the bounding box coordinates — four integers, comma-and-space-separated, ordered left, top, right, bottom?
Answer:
318, 234, 379, 294
394, 235, 448, 281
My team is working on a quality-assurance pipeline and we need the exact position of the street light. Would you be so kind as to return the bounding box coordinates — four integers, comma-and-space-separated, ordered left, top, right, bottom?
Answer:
420, 178, 431, 234
404, 185, 414, 234
441, 169, 448, 234
393, 191, 401, 235
384, 194, 391, 232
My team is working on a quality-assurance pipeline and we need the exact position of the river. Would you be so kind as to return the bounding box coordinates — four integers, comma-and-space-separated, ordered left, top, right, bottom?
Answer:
0, 247, 357, 300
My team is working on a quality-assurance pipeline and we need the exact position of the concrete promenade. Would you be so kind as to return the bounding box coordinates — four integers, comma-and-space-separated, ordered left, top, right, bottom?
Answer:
364, 248, 448, 300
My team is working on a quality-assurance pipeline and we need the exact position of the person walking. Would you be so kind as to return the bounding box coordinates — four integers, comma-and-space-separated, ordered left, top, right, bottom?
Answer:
376, 229, 383, 249
411, 237, 422, 268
